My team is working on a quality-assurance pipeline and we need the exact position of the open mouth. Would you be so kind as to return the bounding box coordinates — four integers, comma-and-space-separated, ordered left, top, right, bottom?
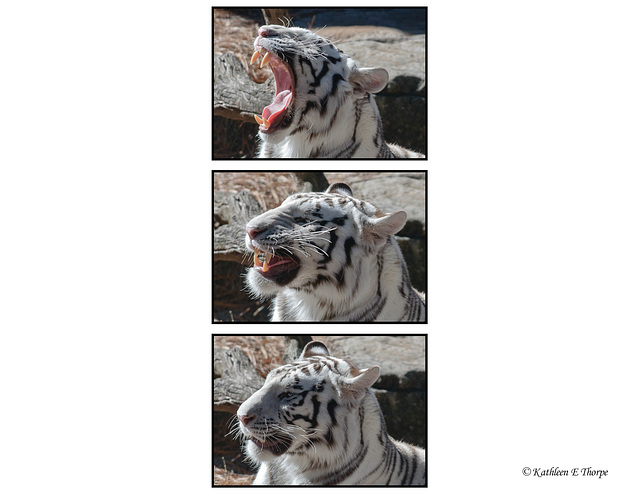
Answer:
250, 48, 294, 132
252, 247, 299, 284
249, 435, 292, 456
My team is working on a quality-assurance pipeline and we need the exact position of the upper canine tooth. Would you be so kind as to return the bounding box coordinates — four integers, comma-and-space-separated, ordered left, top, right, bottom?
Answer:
260, 52, 272, 68
250, 50, 260, 65
263, 252, 273, 272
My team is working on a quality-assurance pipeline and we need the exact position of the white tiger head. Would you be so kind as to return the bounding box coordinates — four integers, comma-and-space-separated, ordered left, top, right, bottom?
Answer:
236, 341, 380, 462
251, 25, 389, 147
244, 182, 407, 298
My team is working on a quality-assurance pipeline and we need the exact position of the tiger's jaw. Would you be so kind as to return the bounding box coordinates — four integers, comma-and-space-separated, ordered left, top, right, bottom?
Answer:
246, 236, 301, 296
246, 434, 293, 460
251, 47, 295, 135
249, 246, 300, 286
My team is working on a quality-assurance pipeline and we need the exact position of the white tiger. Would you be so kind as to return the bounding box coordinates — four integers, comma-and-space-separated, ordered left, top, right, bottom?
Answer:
236, 341, 426, 485
245, 182, 426, 322
250, 25, 424, 158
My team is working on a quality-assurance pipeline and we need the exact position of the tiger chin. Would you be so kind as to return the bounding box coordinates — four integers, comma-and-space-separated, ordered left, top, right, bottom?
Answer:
244, 182, 426, 322
250, 25, 424, 158
236, 341, 426, 485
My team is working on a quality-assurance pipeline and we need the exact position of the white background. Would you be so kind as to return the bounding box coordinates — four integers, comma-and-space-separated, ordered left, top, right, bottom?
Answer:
1, 1, 639, 493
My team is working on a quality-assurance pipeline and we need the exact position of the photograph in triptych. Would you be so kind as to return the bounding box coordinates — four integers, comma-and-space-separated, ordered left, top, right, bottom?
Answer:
213, 171, 426, 322
213, 7, 426, 159
213, 335, 427, 486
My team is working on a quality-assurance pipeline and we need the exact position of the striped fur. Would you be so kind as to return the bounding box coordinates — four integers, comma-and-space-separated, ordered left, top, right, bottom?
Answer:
252, 25, 424, 158
236, 341, 426, 485
245, 183, 426, 322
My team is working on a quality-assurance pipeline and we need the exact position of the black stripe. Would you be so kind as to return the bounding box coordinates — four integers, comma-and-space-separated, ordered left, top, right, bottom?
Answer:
329, 73, 345, 95
401, 447, 418, 484
344, 236, 356, 266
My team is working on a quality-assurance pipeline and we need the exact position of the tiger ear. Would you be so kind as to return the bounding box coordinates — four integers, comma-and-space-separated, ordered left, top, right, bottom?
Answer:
353, 366, 381, 389
348, 67, 389, 95
361, 210, 407, 247
342, 365, 380, 399
326, 182, 353, 197
300, 341, 330, 359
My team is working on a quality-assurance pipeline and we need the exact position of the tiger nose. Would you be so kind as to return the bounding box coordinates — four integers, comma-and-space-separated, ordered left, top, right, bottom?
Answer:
258, 26, 270, 38
246, 225, 266, 240
239, 414, 255, 426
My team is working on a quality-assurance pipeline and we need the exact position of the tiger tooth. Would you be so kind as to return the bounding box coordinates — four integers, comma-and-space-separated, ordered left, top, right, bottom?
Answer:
250, 50, 260, 65
262, 118, 271, 129
254, 251, 260, 266
260, 51, 272, 68
263, 253, 273, 272
254, 115, 264, 125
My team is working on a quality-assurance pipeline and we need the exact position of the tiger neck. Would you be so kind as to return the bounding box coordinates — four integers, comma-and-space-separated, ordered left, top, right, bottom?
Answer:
265, 94, 390, 158
273, 390, 398, 484
276, 239, 412, 321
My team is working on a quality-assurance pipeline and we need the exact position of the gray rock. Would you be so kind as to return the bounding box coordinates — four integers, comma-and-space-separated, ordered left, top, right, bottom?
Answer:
290, 8, 426, 35
353, 174, 425, 238
338, 35, 426, 95
321, 336, 425, 387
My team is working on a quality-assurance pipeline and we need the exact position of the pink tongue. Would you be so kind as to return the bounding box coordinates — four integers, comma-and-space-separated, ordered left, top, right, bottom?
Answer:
262, 90, 292, 124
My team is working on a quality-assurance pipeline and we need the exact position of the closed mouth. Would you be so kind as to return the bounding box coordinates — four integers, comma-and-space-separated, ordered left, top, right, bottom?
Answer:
250, 47, 294, 133
249, 435, 292, 455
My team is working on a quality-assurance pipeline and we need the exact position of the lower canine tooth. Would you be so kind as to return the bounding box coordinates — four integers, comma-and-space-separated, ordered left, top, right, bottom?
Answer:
254, 115, 264, 125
